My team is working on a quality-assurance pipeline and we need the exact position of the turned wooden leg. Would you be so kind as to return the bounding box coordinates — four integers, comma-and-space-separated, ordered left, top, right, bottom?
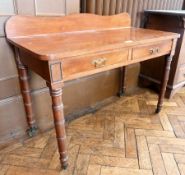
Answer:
118, 66, 126, 97
49, 87, 68, 170
15, 50, 37, 137
156, 55, 172, 113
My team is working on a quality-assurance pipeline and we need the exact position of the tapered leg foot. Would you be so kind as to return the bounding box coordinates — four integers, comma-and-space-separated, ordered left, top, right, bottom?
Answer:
62, 162, 68, 170
27, 126, 38, 137
117, 90, 125, 97
15, 48, 37, 136
157, 55, 173, 113
118, 67, 126, 98
155, 106, 161, 114
49, 87, 68, 170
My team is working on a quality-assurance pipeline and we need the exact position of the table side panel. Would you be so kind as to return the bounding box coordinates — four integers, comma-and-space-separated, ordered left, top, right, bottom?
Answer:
19, 50, 51, 82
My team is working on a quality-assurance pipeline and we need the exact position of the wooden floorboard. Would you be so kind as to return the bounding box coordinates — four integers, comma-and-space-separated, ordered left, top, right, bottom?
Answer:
1, 88, 185, 175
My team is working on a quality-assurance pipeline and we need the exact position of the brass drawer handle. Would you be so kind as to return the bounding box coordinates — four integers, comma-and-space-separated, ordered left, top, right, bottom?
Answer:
92, 58, 107, 68
149, 47, 159, 55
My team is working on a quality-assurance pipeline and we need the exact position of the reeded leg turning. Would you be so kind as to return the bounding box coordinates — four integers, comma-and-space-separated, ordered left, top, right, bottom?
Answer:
118, 66, 126, 97
156, 55, 172, 113
49, 87, 68, 170
15, 51, 37, 137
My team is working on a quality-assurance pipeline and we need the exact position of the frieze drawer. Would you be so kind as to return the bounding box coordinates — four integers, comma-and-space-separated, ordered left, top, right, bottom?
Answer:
132, 40, 172, 60
62, 49, 129, 79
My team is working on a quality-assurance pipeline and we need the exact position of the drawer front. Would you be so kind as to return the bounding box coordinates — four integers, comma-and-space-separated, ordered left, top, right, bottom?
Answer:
177, 66, 185, 83
62, 49, 128, 79
132, 40, 172, 60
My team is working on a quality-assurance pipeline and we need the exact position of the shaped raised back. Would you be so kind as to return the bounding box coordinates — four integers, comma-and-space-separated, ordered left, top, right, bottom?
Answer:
5, 13, 131, 38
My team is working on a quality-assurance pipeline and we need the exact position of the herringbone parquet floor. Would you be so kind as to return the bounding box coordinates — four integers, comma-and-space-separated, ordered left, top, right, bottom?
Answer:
1, 88, 185, 175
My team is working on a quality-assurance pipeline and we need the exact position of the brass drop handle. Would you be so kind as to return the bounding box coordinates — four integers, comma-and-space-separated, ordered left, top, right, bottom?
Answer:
149, 47, 159, 55
92, 58, 107, 68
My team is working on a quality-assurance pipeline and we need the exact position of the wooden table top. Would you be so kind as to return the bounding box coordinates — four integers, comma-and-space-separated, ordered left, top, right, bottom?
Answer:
6, 13, 180, 61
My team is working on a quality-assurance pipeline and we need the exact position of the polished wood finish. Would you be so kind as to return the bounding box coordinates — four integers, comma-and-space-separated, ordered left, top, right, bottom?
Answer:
49, 86, 68, 169
156, 55, 172, 112
157, 38, 178, 112
5, 13, 179, 170
132, 40, 172, 60
62, 49, 129, 81
6, 13, 131, 39
140, 10, 185, 98
14, 48, 37, 137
